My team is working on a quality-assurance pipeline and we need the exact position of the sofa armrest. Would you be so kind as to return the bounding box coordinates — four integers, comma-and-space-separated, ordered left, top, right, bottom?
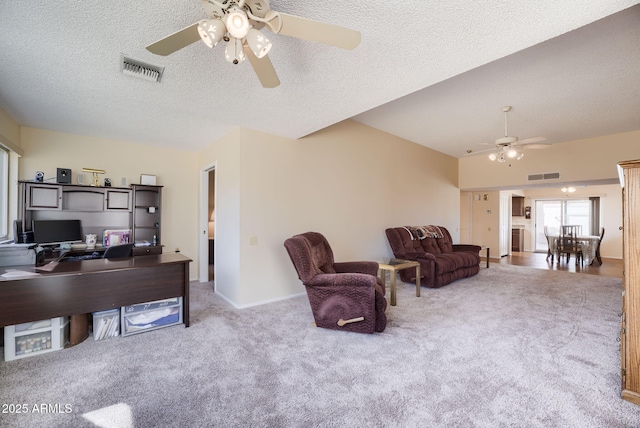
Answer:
334, 261, 379, 276
402, 252, 425, 261
452, 244, 481, 253
416, 253, 436, 262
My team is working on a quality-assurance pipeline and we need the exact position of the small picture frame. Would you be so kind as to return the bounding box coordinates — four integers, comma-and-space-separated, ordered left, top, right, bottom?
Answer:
140, 174, 157, 185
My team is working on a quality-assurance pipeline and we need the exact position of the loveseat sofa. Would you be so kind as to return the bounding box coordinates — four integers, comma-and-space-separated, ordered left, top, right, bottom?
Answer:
385, 226, 481, 288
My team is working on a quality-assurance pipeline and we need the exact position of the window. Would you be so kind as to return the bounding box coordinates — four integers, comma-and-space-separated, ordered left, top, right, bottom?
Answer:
534, 198, 600, 252
0, 147, 8, 240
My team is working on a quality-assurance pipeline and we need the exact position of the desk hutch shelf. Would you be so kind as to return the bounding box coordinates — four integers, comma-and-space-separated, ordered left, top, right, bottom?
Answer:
18, 181, 163, 255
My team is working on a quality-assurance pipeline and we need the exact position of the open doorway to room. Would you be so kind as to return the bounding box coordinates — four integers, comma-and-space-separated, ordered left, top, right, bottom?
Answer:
207, 169, 215, 281
199, 164, 216, 285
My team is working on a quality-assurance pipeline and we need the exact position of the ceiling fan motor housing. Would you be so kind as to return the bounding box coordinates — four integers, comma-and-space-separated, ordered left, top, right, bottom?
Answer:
496, 136, 518, 145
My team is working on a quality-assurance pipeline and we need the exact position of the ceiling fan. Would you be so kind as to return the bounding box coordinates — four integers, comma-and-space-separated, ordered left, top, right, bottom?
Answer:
471, 106, 549, 162
145, 0, 361, 88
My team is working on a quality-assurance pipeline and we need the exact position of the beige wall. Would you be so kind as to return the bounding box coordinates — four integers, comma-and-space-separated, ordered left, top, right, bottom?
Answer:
19, 127, 200, 278
198, 120, 460, 307
459, 130, 640, 190
466, 190, 502, 256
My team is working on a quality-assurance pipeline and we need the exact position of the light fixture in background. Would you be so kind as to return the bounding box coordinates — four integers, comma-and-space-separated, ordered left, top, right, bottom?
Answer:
488, 145, 523, 163
226, 8, 250, 39
507, 147, 524, 160
246, 28, 272, 58
561, 186, 576, 193
198, 19, 226, 48
225, 37, 246, 64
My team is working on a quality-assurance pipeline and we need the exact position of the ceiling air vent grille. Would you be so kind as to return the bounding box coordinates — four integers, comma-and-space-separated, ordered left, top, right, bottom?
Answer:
528, 172, 561, 182
120, 55, 164, 82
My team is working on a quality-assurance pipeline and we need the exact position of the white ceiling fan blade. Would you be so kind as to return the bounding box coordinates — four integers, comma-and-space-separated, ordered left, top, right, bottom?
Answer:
243, 43, 280, 88
146, 23, 201, 56
269, 12, 361, 50
516, 137, 550, 148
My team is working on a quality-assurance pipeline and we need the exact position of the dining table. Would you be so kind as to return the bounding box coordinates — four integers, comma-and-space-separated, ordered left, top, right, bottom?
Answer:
549, 234, 601, 265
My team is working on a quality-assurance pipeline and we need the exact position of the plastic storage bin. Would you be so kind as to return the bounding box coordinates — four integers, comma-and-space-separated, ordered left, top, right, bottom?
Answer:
92, 309, 120, 341
4, 317, 69, 361
121, 297, 182, 336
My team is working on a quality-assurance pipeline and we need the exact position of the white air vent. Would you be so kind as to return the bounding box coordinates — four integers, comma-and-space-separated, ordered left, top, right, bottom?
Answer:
527, 172, 561, 182
120, 55, 164, 82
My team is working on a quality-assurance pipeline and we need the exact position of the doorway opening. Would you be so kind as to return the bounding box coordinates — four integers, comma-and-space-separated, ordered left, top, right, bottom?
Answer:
199, 163, 216, 284
207, 169, 215, 281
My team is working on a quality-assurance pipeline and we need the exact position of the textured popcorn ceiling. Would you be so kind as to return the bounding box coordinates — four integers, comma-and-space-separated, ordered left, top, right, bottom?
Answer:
0, 1, 639, 157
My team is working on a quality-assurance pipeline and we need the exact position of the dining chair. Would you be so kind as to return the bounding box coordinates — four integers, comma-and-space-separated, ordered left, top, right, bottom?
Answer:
558, 226, 583, 265
543, 226, 557, 263
592, 227, 605, 265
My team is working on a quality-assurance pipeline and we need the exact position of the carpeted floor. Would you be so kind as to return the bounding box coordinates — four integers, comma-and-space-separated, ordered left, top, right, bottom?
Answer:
1, 264, 640, 427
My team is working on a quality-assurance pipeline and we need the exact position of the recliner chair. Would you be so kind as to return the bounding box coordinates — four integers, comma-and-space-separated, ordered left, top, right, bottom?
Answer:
284, 232, 387, 333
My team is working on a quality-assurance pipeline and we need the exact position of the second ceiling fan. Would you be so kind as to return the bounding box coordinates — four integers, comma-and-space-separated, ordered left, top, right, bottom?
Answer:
476, 106, 549, 162
146, 0, 361, 88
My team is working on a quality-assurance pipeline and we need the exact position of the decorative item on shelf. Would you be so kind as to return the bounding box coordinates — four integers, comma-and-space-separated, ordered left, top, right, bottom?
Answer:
104, 178, 112, 187
103, 229, 131, 247
56, 168, 71, 184
82, 168, 106, 186
34, 171, 44, 183
140, 174, 156, 185
85, 234, 97, 250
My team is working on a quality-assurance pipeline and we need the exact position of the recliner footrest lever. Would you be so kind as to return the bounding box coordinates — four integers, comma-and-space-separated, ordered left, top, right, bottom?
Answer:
337, 317, 365, 326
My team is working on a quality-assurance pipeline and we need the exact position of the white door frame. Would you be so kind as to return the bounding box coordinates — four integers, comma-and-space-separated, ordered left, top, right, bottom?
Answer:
199, 162, 216, 283
499, 192, 511, 256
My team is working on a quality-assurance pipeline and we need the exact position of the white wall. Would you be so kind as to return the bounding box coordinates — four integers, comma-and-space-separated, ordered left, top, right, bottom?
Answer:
198, 120, 461, 307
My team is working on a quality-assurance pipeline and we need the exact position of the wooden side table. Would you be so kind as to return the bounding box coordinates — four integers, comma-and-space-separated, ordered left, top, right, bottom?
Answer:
375, 258, 421, 306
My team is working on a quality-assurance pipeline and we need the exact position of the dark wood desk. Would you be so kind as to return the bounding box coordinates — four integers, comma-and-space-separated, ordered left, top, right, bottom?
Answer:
0, 253, 191, 328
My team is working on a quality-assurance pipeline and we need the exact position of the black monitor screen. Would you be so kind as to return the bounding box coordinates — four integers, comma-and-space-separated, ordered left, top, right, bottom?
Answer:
32, 220, 83, 246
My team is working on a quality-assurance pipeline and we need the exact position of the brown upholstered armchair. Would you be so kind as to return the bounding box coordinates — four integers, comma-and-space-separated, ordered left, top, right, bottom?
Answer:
284, 232, 387, 333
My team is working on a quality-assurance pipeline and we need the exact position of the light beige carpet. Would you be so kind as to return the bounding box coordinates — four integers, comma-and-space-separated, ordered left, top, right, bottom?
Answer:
1, 264, 639, 427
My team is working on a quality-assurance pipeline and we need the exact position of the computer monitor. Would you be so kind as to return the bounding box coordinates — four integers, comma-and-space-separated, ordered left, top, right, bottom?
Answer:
32, 219, 83, 246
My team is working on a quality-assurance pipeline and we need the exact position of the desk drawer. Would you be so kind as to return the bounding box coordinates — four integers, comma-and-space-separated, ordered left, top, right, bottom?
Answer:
132, 246, 163, 256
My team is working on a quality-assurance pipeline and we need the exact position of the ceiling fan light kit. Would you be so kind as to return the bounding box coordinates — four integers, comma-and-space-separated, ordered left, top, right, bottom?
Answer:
146, 0, 361, 88
225, 37, 246, 64
474, 105, 547, 163
197, 19, 226, 48
246, 28, 272, 58
226, 8, 250, 39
